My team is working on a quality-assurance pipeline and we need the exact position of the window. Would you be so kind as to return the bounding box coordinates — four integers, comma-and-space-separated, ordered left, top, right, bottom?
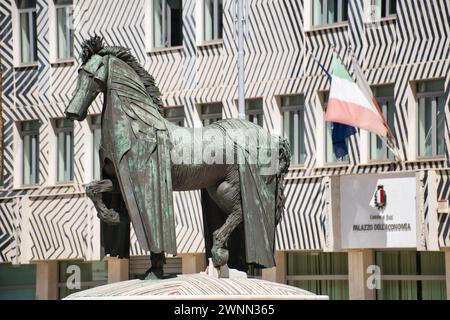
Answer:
375, 251, 446, 300
322, 92, 349, 164
203, 0, 223, 42
200, 103, 222, 126
91, 115, 101, 181
313, 0, 349, 26
55, 0, 74, 59
245, 99, 264, 127
287, 252, 349, 300
417, 79, 446, 158
370, 0, 397, 20
21, 121, 39, 185
153, 0, 182, 48
0, 264, 36, 300
17, 0, 37, 64
370, 85, 395, 161
281, 95, 306, 165
164, 106, 185, 126
58, 261, 107, 299
55, 119, 74, 182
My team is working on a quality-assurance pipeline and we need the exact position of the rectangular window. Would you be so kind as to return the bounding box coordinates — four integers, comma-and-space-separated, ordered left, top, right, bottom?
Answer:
58, 261, 108, 299
371, 0, 397, 20
323, 91, 349, 164
370, 85, 395, 161
287, 252, 349, 300
281, 95, 306, 165
245, 99, 264, 127
417, 79, 446, 158
313, 0, 349, 26
18, 0, 37, 64
55, 119, 74, 183
0, 264, 36, 300
375, 251, 446, 300
21, 121, 39, 185
203, 0, 223, 42
153, 0, 183, 48
91, 115, 101, 181
55, 0, 74, 59
200, 103, 222, 126
164, 106, 185, 126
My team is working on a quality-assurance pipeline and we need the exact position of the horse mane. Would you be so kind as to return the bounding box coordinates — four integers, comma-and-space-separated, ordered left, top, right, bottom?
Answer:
80, 35, 164, 115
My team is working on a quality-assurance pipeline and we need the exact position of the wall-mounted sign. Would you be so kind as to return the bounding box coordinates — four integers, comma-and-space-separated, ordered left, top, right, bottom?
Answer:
340, 173, 417, 249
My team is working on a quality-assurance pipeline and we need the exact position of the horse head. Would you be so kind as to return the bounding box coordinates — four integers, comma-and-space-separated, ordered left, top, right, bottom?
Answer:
66, 36, 164, 122
65, 36, 107, 121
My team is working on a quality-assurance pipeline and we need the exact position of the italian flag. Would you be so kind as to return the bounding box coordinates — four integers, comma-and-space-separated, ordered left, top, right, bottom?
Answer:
325, 57, 388, 137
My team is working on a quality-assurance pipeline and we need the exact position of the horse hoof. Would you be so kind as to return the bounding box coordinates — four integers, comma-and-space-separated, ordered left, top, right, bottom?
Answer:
98, 209, 120, 225
212, 247, 229, 267
144, 267, 164, 280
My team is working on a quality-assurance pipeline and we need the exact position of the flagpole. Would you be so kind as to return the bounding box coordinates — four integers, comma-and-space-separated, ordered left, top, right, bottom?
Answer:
330, 43, 350, 69
237, 0, 246, 120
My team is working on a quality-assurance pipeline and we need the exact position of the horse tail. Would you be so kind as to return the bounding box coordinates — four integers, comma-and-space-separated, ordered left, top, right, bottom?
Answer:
275, 136, 291, 226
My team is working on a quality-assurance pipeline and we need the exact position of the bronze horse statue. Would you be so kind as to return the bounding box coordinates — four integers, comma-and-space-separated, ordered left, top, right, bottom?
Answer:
65, 36, 290, 279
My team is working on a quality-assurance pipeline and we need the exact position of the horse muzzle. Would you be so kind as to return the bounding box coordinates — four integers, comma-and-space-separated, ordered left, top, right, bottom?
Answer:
65, 86, 98, 121
65, 98, 87, 121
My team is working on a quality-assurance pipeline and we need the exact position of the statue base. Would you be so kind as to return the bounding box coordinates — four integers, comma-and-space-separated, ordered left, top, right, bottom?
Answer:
64, 263, 328, 300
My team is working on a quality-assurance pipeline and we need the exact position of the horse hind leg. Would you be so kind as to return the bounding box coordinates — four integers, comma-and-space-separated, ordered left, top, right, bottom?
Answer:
208, 171, 243, 268
144, 251, 166, 280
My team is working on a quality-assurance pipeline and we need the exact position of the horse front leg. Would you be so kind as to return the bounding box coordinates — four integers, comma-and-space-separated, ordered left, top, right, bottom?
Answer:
86, 180, 120, 225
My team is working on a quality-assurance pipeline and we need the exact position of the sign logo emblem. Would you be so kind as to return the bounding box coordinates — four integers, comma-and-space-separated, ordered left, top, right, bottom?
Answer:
373, 185, 386, 210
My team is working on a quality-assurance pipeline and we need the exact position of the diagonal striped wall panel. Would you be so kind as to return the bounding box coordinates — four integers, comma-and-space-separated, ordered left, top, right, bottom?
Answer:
276, 178, 325, 251
437, 170, 450, 247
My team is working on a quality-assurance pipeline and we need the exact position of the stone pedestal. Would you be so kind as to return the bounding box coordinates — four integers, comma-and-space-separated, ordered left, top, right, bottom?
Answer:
348, 250, 375, 300
65, 274, 328, 300
35, 261, 58, 300
262, 251, 286, 284
106, 257, 129, 284
181, 253, 206, 274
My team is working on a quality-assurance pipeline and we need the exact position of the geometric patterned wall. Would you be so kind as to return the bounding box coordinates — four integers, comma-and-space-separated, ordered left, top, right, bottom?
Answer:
0, 0, 449, 263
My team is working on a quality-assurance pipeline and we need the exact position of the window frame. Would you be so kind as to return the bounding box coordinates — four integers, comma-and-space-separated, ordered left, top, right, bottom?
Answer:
286, 252, 350, 300
20, 121, 40, 186
375, 250, 446, 300
199, 102, 223, 126
54, 0, 74, 61
280, 95, 306, 166
164, 106, 185, 126
322, 91, 350, 165
416, 80, 446, 160
17, 2, 37, 65
201, 0, 223, 44
244, 98, 264, 128
368, 0, 397, 22
150, 0, 183, 50
312, 0, 349, 28
369, 85, 395, 163
55, 119, 74, 183
91, 115, 102, 181
58, 260, 108, 299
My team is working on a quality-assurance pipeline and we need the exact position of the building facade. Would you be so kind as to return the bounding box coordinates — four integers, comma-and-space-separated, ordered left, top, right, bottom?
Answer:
0, 0, 449, 300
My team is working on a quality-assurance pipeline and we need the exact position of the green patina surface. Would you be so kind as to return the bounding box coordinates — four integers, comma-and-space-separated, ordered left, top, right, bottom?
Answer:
67, 36, 290, 273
